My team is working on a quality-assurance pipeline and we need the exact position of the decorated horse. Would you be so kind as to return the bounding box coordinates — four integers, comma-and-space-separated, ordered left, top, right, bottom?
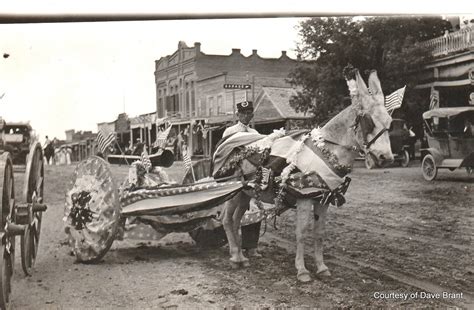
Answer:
212, 67, 394, 282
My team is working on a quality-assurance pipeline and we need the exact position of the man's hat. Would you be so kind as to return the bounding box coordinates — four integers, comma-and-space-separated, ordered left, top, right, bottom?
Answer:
236, 100, 254, 112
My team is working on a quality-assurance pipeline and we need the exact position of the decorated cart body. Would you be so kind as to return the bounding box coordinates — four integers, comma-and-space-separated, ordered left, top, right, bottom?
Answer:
421, 107, 474, 180
64, 128, 353, 263
0, 142, 47, 309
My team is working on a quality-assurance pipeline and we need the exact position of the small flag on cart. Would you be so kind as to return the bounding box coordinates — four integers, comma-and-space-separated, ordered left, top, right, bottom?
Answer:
141, 149, 152, 172
96, 130, 116, 154
183, 149, 196, 182
183, 150, 192, 171
154, 125, 172, 149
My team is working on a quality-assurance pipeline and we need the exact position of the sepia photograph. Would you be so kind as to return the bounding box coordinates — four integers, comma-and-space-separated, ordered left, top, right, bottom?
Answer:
0, 1, 473, 309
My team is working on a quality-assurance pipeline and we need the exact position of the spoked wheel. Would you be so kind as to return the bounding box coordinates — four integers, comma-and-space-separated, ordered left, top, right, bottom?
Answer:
422, 154, 438, 181
65, 156, 121, 263
400, 149, 410, 167
0, 153, 16, 310
365, 153, 377, 170
21, 142, 45, 275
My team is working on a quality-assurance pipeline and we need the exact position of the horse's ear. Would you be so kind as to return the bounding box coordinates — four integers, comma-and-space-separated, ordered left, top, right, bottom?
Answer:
368, 70, 385, 104
355, 71, 370, 96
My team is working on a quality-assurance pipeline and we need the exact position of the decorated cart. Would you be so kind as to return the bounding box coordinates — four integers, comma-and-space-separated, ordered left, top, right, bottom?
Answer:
0, 141, 47, 309
64, 155, 252, 263
64, 128, 353, 263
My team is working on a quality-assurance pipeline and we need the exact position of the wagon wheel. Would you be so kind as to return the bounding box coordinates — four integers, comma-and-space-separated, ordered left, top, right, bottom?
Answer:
0, 153, 16, 310
422, 154, 438, 181
365, 153, 377, 170
20, 142, 44, 275
400, 149, 410, 167
64, 156, 121, 263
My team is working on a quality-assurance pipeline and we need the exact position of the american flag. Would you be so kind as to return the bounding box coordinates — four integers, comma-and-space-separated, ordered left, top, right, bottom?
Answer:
96, 130, 116, 154
384, 86, 406, 112
141, 149, 152, 172
429, 89, 439, 110
183, 149, 192, 171
153, 125, 172, 149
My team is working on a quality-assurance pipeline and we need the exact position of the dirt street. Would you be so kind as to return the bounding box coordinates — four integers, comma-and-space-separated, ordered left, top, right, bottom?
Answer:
8, 161, 474, 309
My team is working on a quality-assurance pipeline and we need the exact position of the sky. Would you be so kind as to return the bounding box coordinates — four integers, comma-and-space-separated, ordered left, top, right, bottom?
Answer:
0, 1, 471, 142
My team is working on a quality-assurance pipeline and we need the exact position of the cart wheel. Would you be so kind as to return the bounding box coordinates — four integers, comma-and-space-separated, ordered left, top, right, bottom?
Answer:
21, 142, 44, 275
20, 225, 35, 276
422, 154, 438, 181
0, 244, 13, 310
0, 153, 16, 310
65, 156, 120, 263
400, 149, 410, 167
365, 153, 377, 170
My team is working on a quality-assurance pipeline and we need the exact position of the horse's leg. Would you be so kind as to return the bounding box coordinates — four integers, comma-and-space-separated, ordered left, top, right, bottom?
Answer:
222, 194, 242, 267
295, 199, 313, 282
313, 201, 331, 277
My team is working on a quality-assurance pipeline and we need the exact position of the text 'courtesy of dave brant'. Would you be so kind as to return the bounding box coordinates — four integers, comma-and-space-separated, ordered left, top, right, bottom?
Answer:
373, 291, 464, 301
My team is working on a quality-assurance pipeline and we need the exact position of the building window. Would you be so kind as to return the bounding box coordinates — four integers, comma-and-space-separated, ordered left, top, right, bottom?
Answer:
208, 97, 215, 116
158, 98, 164, 118
217, 95, 223, 115
191, 84, 195, 117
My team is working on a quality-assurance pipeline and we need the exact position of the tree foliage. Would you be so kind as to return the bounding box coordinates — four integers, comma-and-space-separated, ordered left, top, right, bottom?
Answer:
288, 16, 451, 129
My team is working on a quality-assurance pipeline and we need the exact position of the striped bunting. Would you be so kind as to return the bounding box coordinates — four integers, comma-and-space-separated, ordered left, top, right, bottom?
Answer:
96, 130, 116, 154
121, 181, 243, 216
384, 86, 406, 112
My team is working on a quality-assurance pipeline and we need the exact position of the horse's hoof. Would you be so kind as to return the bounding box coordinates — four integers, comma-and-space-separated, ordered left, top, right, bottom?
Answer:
230, 261, 240, 269
241, 260, 250, 268
317, 269, 331, 277
297, 272, 312, 283
247, 249, 262, 258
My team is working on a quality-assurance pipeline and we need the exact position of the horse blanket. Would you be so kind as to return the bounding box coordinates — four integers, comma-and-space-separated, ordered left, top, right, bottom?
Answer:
212, 131, 347, 198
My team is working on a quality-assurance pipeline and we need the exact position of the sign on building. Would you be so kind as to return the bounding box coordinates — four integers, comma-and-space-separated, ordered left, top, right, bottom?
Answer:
223, 84, 251, 90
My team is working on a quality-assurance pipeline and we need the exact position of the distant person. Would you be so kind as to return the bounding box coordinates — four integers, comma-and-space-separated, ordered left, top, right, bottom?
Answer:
132, 139, 145, 155
43, 135, 54, 165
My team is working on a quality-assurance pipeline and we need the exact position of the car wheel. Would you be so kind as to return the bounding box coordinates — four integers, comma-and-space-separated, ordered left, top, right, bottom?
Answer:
400, 150, 410, 167
365, 153, 377, 170
422, 154, 437, 181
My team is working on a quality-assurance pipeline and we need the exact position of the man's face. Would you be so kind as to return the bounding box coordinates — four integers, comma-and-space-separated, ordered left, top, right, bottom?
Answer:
238, 110, 254, 125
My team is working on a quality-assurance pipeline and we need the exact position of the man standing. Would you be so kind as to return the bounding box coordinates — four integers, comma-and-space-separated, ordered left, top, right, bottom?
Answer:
222, 100, 262, 257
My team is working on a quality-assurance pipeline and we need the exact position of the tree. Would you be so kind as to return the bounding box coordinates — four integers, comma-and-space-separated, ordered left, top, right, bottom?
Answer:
288, 16, 452, 127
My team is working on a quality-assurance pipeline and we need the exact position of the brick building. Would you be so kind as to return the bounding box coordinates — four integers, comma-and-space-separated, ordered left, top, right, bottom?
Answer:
154, 41, 306, 157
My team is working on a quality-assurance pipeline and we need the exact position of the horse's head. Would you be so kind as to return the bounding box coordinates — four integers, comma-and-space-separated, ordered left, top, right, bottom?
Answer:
347, 70, 394, 166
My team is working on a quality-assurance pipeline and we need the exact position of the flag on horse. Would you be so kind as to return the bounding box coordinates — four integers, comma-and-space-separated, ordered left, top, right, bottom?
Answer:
384, 86, 406, 112
141, 149, 152, 172
153, 125, 172, 149
96, 130, 116, 154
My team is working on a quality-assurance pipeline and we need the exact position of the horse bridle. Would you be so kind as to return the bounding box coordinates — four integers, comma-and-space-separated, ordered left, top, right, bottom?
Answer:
323, 112, 389, 154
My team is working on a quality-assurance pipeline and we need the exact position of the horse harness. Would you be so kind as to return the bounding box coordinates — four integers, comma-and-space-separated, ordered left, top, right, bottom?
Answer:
323, 112, 389, 154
